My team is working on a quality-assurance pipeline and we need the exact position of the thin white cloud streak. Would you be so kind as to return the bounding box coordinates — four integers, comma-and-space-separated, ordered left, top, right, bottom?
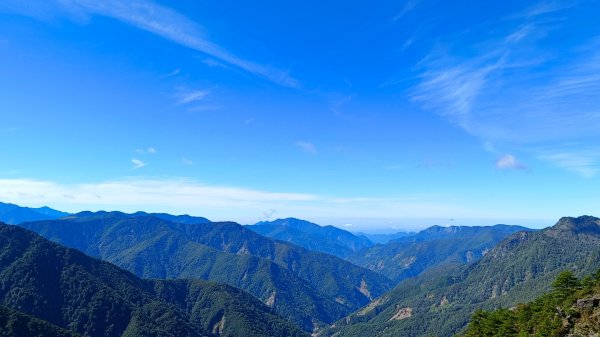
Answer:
3, 0, 298, 88
505, 24, 532, 43
160, 68, 181, 79
538, 150, 599, 178
514, 0, 577, 18
392, 0, 420, 21
131, 158, 147, 169
175, 89, 210, 104
0, 178, 484, 221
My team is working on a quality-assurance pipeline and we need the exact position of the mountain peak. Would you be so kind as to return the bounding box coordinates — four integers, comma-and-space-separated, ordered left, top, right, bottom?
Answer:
0, 202, 69, 224
250, 217, 373, 258
547, 215, 600, 236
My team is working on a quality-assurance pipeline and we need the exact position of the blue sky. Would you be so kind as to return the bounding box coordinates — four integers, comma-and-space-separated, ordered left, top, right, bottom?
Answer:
0, 0, 599, 230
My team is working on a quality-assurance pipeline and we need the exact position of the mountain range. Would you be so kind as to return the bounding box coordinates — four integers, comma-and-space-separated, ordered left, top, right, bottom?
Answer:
348, 224, 531, 283
17, 211, 392, 331
320, 216, 600, 337
0, 223, 307, 337
3, 201, 599, 337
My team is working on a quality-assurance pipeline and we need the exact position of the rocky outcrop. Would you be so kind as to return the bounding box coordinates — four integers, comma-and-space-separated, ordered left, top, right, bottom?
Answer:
389, 307, 412, 321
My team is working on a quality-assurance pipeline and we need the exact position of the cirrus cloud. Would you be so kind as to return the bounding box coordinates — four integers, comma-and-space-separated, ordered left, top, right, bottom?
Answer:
496, 154, 527, 170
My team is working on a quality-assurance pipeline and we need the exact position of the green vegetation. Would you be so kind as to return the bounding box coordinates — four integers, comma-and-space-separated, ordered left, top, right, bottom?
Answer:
0, 305, 81, 337
18, 212, 392, 331
0, 223, 307, 337
461, 270, 600, 336
348, 224, 531, 283
319, 216, 600, 337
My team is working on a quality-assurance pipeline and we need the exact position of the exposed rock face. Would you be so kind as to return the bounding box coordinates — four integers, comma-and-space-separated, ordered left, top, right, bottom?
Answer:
265, 291, 276, 307
358, 296, 387, 316
358, 279, 372, 300
466, 250, 475, 263
400, 256, 417, 268
212, 313, 225, 335
576, 297, 600, 310
389, 307, 412, 321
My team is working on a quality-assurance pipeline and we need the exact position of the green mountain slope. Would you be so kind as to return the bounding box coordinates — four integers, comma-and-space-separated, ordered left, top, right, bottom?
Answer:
248, 218, 373, 258
348, 224, 531, 283
460, 270, 600, 337
0, 305, 81, 337
320, 216, 600, 337
19, 212, 392, 331
0, 223, 307, 337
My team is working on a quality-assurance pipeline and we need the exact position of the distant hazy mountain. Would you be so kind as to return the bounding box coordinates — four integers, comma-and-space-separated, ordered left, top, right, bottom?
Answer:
249, 218, 373, 258
19, 212, 392, 331
348, 224, 531, 283
321, 216, 600, 337
0, 223, 307, 337
132, 211, 210, 224
354, 231, 414, 244
0, 202, 68, 224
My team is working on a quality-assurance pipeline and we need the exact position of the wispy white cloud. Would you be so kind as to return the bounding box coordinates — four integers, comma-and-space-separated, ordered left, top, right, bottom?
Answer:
514, 0, 577, 18
538, 150, 599, 178
411, 61, 501, 130
505, 24, 533, 43
391, 0, 420, 21
136, 147, 156, 154
202, 58, 232, 69
409, 1, 600, 176
160, 68, 181, 79
496, 154, 527, 170
0, 178, 478, 221
2, 0, 298, 88
295, 141, 317, 155
131, 158, 147, 169
175, 88, 210, 105
182, 157, 193, 165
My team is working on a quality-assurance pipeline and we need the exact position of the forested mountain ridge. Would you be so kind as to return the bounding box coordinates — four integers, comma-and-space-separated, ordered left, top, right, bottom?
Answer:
0, 223, 307, 337
320, 216, 600, 337
348, 224, 531, 283
18, 211, 392, 331
249, 217, 373, 258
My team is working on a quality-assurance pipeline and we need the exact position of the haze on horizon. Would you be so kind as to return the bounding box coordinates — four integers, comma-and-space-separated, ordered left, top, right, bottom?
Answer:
1, 0, 599, 230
